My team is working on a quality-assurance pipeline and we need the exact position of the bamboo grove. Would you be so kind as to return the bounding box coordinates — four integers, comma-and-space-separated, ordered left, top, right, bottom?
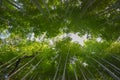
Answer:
0, 0, 120, 80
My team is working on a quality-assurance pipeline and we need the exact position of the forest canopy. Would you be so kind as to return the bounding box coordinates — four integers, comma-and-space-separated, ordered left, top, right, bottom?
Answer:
0, 0, 120, 80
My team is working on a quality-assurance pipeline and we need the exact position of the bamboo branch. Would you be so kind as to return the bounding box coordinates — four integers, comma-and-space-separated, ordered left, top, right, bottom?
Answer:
8, 55, 35, 77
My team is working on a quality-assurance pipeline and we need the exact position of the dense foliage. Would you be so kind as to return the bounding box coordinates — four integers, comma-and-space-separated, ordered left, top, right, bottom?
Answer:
0, 0, 120, 80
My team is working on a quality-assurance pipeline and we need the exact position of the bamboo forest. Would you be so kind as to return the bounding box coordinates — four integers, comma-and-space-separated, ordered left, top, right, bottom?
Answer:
0, 0, 120, 80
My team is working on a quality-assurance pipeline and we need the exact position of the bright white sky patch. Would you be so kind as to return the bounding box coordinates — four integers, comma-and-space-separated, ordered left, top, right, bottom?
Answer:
82, 62, 88, 67
47, 33, 88, 46
69, 33, 87, 46
27, 32, 35, 41
96, 37, 102, 42
28, 32, 88, 46
0, 29, 10, 39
